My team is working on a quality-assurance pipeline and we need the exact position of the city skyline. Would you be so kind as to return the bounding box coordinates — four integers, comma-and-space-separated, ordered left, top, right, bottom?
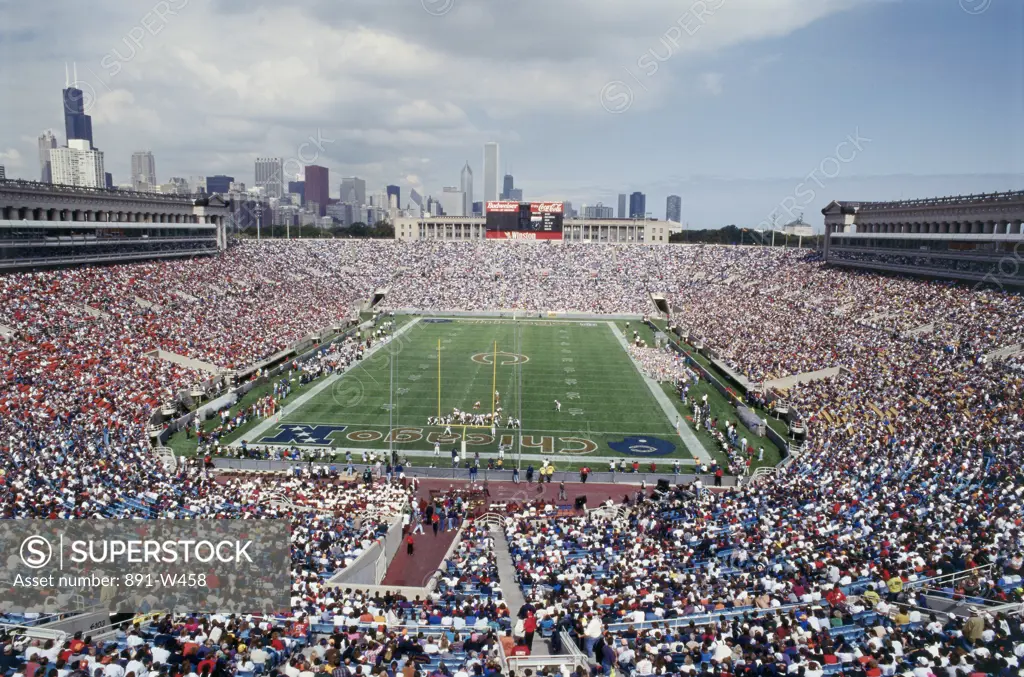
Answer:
0, 1, 1020, 229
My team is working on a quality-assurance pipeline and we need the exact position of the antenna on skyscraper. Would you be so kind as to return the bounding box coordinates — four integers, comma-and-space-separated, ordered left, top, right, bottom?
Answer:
65, 63, 69, 87
73, 62, 78, 85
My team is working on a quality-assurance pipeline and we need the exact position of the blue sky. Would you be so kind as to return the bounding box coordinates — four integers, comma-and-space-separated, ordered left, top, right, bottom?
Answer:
0, 0, 1020, 229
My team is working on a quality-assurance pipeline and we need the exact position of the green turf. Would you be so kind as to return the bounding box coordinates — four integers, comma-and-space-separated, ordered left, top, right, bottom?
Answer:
648, 319, 791, 440
616, 321, 782, 471
247, 318, 698, 461
165, 316, 414, 458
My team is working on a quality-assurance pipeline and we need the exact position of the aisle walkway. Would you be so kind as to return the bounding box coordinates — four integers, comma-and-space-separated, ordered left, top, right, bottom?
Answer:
381, 524, 455, 587
491, 525, 549, 656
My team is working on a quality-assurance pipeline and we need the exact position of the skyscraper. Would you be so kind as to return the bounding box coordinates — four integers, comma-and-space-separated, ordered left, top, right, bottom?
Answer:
629, 191, 646, 219
460, 162, 473, 213
63, 64, 93, 148
501, 174, 514, 200
38, 131, 57, 183
254, 157, 284, 199
340, 177, 366, 206
508, 188, 523, 201
131, 151, 157, 191
583, 203, 614, 219
483, 142, 499, 203
666, 195, 682, 223
105, 172, 113, 189
50, 139, 105, 188
304, 165, 329, 216
163, 177, 191, 195
409, 188, 423, 213
0, 166, 5, 180
288, 180, 305, 203
190, 176, 207, 194
386, 185, 401, 210
617, 193, 627, 218
206, 175, 234, 194
441, 187, 466, 216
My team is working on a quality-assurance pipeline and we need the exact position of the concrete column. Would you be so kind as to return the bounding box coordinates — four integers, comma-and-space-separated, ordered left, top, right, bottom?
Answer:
984, 220, 995, 234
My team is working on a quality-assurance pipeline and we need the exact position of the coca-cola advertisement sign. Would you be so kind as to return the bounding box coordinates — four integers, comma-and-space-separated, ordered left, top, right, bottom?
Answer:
530, 202, 563, 214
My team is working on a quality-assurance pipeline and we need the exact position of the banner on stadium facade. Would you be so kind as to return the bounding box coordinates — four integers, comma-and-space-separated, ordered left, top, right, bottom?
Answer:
485, 201, 520, 213
529, 202, 563, 214
485, 231, 563, 240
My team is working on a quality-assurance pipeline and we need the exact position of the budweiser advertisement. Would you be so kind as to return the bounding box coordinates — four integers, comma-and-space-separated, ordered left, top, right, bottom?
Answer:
485, 201, 520, 213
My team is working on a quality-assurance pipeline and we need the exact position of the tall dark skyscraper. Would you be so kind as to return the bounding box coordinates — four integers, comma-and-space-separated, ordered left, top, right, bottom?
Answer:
105, 172, 113, 189
629, 191, 646, 219
305, 165, 329, 216
288, 180, 306, 204
386, 184, 400, 210
63, 65, 94, 148
501, 174, 514, 200
206, 175, 235, 194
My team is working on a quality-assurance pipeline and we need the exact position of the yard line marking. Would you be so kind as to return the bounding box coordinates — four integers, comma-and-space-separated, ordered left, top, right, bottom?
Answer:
606, 321, 713, 464
232, 318, 423, 446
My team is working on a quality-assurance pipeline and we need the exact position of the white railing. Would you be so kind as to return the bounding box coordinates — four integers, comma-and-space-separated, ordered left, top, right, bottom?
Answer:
908, 564, 995, 593
153, 446, 177, 472
475, 511, 506, 528
744, 466, 778, 486
0, 624, 68, 646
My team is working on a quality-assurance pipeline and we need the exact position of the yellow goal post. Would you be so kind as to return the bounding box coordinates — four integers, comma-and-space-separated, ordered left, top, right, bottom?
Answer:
436, 338, 500, 428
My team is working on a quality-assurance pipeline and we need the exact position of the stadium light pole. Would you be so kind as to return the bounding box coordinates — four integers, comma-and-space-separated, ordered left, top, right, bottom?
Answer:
516, 316, 523, 471
388, 323, 394, 460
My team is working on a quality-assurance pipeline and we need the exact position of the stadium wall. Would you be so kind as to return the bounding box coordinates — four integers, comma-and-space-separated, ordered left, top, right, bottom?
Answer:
205, 459, 738, 487
327, 515, 405, 586
389, 309, 646, 321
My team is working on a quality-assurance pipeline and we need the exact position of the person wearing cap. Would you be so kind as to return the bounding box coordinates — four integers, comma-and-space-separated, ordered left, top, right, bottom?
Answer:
964, 609, 986, 644
0, 644, 19, 676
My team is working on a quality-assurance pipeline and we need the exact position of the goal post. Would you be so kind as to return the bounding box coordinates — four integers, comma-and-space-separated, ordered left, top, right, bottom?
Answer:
436, 336, 501, 426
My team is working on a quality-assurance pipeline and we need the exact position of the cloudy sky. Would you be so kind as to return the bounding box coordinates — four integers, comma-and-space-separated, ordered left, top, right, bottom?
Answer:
0, 0, 1021, 229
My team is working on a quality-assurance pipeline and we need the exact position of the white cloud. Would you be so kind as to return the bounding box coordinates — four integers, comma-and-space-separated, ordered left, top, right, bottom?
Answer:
0, 0, 870, 194
700, 72, 724, 96
0, 148, 23, 169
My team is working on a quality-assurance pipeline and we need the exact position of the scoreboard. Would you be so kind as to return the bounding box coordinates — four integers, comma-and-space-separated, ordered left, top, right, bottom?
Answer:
485, 201, 563, 240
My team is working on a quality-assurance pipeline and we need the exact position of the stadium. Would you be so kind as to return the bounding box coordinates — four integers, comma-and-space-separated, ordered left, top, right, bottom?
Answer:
1, 176, 1023, 677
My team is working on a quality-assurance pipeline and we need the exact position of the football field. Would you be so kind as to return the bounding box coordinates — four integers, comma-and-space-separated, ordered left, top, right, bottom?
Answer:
237, 318, 701, 464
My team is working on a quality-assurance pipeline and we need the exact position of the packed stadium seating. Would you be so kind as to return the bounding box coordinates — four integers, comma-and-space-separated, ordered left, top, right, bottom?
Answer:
2, 239, 1023, 676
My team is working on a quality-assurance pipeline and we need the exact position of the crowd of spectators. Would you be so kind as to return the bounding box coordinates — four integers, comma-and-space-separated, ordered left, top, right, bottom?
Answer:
2, 239, 1024, 676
